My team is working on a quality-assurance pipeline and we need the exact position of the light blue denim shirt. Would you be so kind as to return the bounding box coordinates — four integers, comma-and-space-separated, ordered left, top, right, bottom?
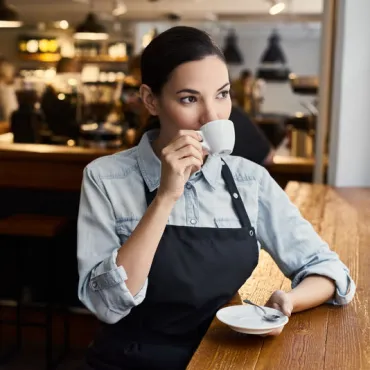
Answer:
77, 130, 356, 324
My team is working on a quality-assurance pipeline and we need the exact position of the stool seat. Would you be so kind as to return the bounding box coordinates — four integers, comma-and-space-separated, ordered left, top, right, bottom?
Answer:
0, 214, 68, 238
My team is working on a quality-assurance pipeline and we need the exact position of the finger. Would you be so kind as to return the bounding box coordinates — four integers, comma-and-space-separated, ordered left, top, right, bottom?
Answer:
268, 327, 284, 336
261, 327, 284, 337
175, 130, 203, 142
178, 156, 203, 172
168, 145, 204, 163
280, 302, 293, 317
163, 135, 202, 156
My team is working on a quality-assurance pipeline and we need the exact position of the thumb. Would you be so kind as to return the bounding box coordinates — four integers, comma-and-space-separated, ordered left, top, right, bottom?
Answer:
271, 293, 292, 317
280, 302, 292, 317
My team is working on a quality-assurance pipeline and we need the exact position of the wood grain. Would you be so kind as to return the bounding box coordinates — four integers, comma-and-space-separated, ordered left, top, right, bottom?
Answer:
0, 213, 68, 238
0, 121, 9, 135
0, 142, 321, 191
188, 182, 369, 370
323, 188, 370, 370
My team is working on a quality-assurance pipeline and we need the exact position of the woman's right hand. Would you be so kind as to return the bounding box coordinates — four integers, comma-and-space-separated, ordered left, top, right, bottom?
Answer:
157, 131, 204, 202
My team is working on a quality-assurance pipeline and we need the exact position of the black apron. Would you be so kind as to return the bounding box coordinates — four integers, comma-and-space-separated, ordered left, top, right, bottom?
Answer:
84, 161, 259, 370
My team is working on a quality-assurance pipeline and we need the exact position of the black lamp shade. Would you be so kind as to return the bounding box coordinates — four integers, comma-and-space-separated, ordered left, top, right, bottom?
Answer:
74, 12, 108, 40
260, 32, 286, 64
0, 0, 22, 27
257, 31, 291, 82
223, 30, 243, 65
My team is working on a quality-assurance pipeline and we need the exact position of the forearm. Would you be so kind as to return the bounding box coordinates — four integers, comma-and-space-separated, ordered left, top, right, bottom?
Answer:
287, 275, 336, 313
116, 194, 175, 296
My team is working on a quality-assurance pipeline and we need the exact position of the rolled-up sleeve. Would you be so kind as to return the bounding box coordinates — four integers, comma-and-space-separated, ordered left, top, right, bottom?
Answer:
256, 168, 356, 305
77, 166, 147, 324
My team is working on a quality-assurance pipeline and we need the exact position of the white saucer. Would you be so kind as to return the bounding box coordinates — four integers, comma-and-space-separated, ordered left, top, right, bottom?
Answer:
216, 305, 289, 335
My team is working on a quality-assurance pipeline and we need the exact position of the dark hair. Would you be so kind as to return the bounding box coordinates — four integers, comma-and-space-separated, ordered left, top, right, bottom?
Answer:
128, 53, 142, 74
240, 69, 252, 80
141, 26, 225, 95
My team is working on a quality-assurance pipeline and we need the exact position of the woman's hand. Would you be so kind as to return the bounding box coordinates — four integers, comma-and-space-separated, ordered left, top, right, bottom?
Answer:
262, 290, 293, 337
157, 130, 204, 202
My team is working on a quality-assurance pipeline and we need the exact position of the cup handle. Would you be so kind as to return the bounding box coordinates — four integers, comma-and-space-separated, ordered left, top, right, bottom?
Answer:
197, 131, 210, 153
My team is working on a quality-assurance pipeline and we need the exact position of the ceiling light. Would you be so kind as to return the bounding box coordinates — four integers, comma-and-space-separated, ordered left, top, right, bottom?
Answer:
112, 1, 127, 17
59, 20, 69, 30
269, 1, 285, 15
0, 0, 22, 28
74, 12, 108, 41
257, 30, 291, 82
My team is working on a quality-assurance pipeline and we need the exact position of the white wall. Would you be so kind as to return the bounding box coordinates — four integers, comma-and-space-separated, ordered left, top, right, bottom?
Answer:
328, 0, 370, 187
134, 21, 322, 115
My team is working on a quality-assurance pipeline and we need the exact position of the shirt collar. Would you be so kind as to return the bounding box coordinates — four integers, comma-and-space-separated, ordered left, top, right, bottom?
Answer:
137, 129, 162, 192
198, 154, 222, 190
137, 129, 223, 192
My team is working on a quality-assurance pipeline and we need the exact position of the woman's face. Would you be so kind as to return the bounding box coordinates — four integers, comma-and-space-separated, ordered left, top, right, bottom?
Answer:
143, 55, 231, 142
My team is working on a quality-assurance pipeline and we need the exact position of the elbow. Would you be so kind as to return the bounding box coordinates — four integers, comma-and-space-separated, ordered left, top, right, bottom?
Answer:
95, 307, 129, 325
331, 275, 356, 306
78, 288, 130, 324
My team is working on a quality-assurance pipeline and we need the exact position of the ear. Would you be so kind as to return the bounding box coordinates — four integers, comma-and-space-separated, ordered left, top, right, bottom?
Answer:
140, 84, 159, 116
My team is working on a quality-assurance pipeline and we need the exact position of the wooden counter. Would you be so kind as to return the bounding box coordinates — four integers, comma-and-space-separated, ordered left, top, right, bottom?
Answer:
187, 182, 368, 370
0, 121, 9, 135
0, 143, 118, 191
0, 143, 320, 191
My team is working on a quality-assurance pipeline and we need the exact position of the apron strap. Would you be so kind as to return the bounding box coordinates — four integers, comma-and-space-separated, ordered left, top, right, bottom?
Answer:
144, 180, 156, 206
221, 159, 253, 229
143, 159, 253, 230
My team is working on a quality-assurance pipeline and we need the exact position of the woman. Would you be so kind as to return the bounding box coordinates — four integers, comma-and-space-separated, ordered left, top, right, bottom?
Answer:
77, 26, 355, 370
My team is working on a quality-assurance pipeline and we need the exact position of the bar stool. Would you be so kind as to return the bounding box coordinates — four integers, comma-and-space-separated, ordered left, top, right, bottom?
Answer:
0, 214, 70, 370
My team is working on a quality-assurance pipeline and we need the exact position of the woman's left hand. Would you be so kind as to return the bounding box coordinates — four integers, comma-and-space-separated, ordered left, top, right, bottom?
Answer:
262, 290, 294, 337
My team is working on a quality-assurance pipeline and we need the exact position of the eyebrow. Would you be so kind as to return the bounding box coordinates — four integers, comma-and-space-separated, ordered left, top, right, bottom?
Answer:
176, 82, 230, 94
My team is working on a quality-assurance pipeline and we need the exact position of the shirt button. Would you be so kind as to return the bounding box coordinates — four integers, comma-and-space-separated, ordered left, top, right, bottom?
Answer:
233, 193, 239, 199
190, 219, 197, 225
195, 171, 200, 176
186, 183, 192, 189
92, 282, 98, 289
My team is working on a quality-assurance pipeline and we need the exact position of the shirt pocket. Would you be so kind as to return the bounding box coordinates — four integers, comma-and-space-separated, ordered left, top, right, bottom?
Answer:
214, 218, 242, 228
115, 218, 141, 243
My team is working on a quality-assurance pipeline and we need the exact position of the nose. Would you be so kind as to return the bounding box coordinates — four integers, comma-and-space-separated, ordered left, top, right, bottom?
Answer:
199, 103, 219, 126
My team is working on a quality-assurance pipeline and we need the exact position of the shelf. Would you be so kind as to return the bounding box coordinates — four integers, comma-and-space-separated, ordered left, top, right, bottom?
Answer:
75, 56, 128, 63
18, 54, 129, 64
19, 53, 61, 62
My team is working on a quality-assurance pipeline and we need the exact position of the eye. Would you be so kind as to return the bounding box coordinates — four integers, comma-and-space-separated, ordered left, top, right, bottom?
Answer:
217, 90, 230, 99
180, 96, 197, 104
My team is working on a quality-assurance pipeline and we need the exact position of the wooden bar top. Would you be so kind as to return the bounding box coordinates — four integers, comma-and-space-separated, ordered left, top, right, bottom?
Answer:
0, 142, 314, 168
0, 121, 9, 135
0, 142, 320, 191
188, 182, 368, 370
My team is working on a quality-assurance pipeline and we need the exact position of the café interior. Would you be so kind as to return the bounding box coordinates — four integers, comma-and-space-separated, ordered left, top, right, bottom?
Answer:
0, 0, 369, 369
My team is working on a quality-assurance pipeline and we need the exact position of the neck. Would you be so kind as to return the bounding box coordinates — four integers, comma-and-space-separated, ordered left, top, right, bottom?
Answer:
152, 132, 168, 159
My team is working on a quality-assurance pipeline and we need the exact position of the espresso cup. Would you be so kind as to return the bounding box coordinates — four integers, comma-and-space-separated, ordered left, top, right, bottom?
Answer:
197, 119, 235, 156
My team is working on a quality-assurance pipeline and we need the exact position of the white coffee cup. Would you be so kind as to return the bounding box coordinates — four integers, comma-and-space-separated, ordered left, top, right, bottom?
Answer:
197, 119, 235, 156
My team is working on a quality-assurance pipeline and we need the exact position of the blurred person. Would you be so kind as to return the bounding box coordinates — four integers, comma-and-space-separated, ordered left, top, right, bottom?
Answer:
0, 57, 19, 122
231, 69, 264, 116
40, 57, 82, 140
